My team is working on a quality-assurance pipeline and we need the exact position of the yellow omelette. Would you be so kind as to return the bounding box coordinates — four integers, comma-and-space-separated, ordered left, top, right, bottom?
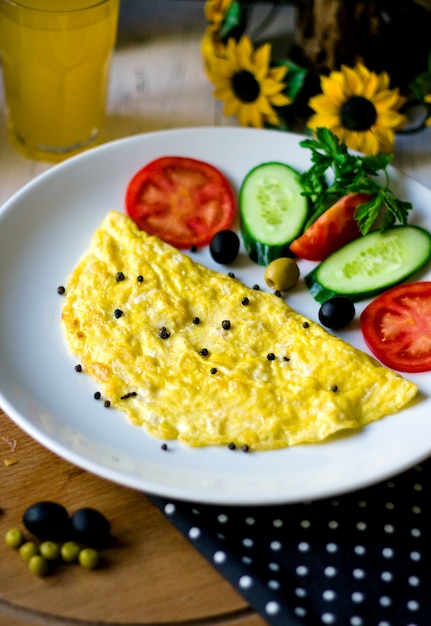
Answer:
61, 211, 418, 450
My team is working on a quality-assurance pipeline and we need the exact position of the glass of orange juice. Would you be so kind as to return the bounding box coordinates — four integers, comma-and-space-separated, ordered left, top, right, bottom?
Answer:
0, 0, 120, 162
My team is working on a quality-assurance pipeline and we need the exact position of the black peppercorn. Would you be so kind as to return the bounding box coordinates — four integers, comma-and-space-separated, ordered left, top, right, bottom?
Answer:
210, 367, 217, 374
275, 290, 282, 297
193, 317, 200, 325
57, 285, 66, 295
252, 284, 260, 290
241, 444, 250, 452
302, 321, 310, 328
228, 272, 235, 278
116, 271, 125, 282
137, 275, 144, 282
94, 392, 101, 400
158, 327, 170, 339
330, 385, 338, 392
190, 245, 197, 253
161, 443, 168, 451
267, 353, 275, 361
104, 400, 111, 408
241, 297, 249, 306
222, 320, 231, 330
228, 442, 236, 450
199, 348, 209, 356
114, 309, 123, 319
75, 364, 82, 372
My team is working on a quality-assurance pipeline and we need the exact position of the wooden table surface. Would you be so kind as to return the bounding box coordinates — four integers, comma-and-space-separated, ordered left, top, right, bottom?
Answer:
1, 2, 431, 625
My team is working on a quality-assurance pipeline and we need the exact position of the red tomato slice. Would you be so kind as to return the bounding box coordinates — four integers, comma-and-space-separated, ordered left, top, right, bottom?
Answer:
360, 281, 431, 373
289, 192, 373, 261
125, 156, 236, 249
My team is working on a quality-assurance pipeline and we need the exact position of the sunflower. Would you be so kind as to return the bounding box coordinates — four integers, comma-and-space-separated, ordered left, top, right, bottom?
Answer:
424, 94, 431, 127
307, 63, 407, 155
205, 35, 291, 128
204, 0, 233, 27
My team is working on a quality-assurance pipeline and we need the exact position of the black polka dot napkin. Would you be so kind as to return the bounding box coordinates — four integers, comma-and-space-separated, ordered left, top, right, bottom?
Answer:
150, 457, 431, 626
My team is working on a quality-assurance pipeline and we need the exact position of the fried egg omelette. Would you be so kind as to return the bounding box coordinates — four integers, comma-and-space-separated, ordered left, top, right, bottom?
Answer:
61, 211, 418, 450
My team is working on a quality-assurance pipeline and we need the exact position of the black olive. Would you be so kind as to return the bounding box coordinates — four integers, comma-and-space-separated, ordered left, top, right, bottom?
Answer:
209, 230, 240, 265
23, 501, 71, 541
318, 296, 356, 330
70, 507, 111, 548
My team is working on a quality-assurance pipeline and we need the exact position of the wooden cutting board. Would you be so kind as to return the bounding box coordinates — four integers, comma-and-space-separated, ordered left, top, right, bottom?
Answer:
0, 409, 266, 625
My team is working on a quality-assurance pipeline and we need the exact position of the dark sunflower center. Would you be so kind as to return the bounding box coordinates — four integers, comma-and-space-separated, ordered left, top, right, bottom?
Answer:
231, 70, 260, 103
340, 96, 377, 131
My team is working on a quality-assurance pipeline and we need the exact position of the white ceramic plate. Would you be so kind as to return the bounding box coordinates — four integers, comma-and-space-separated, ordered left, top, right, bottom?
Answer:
1, 127, 430, 506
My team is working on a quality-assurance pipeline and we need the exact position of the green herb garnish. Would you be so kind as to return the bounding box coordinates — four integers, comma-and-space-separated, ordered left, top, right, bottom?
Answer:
299, 127, 413, 234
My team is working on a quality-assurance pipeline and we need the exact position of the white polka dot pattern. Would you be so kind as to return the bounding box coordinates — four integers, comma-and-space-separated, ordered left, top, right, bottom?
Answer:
152, 461, 431, 625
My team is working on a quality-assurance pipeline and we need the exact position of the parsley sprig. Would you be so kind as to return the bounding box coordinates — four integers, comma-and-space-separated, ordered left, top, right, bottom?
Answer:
299, 128, 413, 235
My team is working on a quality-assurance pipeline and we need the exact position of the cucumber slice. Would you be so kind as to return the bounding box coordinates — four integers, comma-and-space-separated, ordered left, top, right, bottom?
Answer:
305, 225, 431, 303
240, 162, 308, 266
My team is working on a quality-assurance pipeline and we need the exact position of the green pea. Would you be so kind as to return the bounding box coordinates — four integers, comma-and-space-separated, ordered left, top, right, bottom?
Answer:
61, 541, 80, 563
78, 547, 100, 570
5, 528, 24, 548
19, 541, 39, 561
40, 541, 60, 561
29, 555, 48, 576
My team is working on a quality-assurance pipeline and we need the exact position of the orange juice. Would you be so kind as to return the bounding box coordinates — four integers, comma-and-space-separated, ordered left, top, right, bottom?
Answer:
0, 0, 120, 161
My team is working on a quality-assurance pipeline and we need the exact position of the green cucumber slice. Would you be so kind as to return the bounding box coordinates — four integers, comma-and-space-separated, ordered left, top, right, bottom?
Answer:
239, 162, 308, 266
305, 225, 431, 303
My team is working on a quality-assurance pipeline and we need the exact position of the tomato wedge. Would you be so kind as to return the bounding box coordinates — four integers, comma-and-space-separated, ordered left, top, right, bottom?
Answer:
360, 281, 431, 373
125, 156, 236, 249
289, 193, 373, 261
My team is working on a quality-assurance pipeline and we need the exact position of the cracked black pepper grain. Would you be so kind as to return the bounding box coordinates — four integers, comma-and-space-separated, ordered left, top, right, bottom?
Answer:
241, 444, 250, 452
283, 356, 290, 362
199, 348, 209, 356
94, 392, 101, 400
330, 385, 338, 392
228, 442, 236, 450
222, 320, 231, 330
116, 271, 125, 282
302, 321, 310, 328
193, 317, 200, 325
161, 443, 168, 451
75, 364, 82, 372
114, 309, 123, 318
210, 367, 217, 374
253, 284, 260, 290
57, 285, 65, 295
228, 272, 235, 278
137, 275, 144, 282
241, 297, 249, 306
158, 327, 170, 339
267, 353, 275, 361
104, 400, 111, 408
121, 392, 138, 400
275, 290, 282, 297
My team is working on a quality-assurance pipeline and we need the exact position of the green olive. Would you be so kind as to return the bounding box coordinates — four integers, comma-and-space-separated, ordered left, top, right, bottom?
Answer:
19, 541, 39, 561
78, 547, 100, 570
61, 541, 80, 563
5, 528, 24, 548
264, 257, 299, 291
28, 555, 48, 576
40, 541, 60, 561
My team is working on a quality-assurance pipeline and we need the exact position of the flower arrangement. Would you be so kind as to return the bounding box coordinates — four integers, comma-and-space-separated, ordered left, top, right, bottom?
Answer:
202, 0, 431, 155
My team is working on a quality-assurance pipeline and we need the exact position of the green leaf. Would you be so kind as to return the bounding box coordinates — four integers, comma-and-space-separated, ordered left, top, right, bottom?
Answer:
219, 0, 246, 40
354, 195, 382, 235
277, 60, 308, 102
